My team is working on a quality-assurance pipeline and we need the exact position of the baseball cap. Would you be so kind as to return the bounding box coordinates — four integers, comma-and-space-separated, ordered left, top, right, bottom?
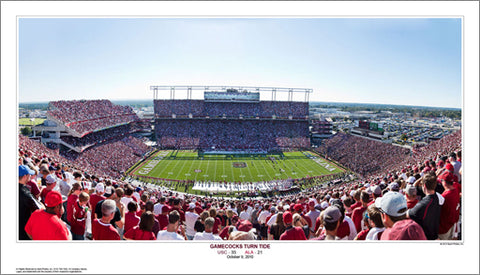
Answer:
407, 177, 416, 184
237, 220, 253, 232
44, 191, 63, 207
283, 212, 293, 224
308, 201, 315, 207
320, 201, 329, 210
388, 182, 399, 191
372, 185, 382, 196
96, 183, 105, 193
188, 202, 195, 209
294, 204, 303, 212
405, 184, 417, 196
323, 206, 342, 223
439, 172, 454, 184
19, 165, 35, 177
375, 191, 408, 217
45, 174, 57, 184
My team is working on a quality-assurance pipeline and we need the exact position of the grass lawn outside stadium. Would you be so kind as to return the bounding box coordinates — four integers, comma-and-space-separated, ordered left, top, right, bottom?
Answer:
129, 150, 344, 187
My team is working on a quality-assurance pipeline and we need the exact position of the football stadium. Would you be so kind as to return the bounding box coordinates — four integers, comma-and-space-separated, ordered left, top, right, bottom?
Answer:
19, 86, 462, 242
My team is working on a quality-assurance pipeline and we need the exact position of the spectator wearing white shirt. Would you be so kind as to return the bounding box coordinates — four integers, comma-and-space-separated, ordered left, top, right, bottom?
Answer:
193, 217, 222, 241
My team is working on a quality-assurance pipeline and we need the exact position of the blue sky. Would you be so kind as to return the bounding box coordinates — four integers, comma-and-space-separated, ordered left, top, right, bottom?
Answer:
18, 18, 462, 108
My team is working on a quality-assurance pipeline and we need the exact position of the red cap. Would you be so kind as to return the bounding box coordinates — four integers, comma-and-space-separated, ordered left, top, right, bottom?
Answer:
445, 163, 454, 172
294, 204, 303, 212
237, 220, 253, 232
44, 191, 63, 208
308, 201, 315, 207
440, 172, 454, 184
283, 212, 293, 224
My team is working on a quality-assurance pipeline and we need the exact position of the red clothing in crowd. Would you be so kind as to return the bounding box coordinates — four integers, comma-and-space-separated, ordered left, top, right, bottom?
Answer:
355, 229, 369, 240
25, 210, 70, 240
351, 206, 367, 233
124, 226, 156, 240
40, 188, 53, 204
67, 194, 79, 224
350, 201, 362, 211
336, 220, 350, 239
89, 193, 106, 215
156, 214, 169, 231
92, 219, 121, 240
26, 180, 41, 198
380, 219, 427, 240
406, 198, 419, 209
124, 212, 140, 234
280, 226, 307, 240
70, 202, 87, 236
438, 188, 460, 234
213, 217, 221, 234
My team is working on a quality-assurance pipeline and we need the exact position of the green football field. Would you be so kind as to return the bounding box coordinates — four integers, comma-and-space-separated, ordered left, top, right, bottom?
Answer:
130, 150, 343, 183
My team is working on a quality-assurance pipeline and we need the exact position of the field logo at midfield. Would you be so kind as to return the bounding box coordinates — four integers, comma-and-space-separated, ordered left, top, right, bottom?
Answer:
138, 151, 168, 175
314, 158, 336, 172
233, 162, 247, 168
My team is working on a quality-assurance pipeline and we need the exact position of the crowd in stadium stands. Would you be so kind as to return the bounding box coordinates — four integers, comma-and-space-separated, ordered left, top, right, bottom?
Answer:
60, 125, 133, 149
316, 133, 411, 177
19, 123, 462, 241
48, 100, 138, 136
154, 100, 308, 119
155, 119, 309, 150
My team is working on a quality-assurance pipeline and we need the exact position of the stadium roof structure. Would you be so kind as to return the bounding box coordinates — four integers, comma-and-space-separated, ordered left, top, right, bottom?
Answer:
150, 85, 313, 102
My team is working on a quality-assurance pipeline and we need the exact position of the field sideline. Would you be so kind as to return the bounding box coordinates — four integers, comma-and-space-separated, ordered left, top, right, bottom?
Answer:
130, 150, 344, 183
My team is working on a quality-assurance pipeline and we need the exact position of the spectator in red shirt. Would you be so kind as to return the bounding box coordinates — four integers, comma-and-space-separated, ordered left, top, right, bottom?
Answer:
70, 192, 90, 240
40, 174, 57, 204
157, 205, 170, 230
350, 190, 362, 210
209, 208, 222, 234
279, 212, 307, 240
90, 183, 106, 215
351, 191, 370, 233
438, 172, 460, 240
92, 199, 121, 240
124, 201, 141, 234
67, 182, 82, 225
124, 211, 156, 240
25, 191, 71, 240
376, 192, 427, 240
321, 206, 342, 240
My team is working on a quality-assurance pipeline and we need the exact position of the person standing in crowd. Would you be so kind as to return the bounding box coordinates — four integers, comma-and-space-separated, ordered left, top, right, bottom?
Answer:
321, 206, 342, 240
408, 173, 442, 240
124, 211, 157, 240
365, 204, 385, 240
405, 184, 419, 209
19, 165, 43, 240
351, 191, 370, 233
156, 205, 170, 230
375, 192, 426, 240
70, 192, 90, 240
185, 203, 199, 240
25, 191, 71, 240
279, 212, 307, 240
39, 174, 57, 204
92, 199, 121, 240
193, 217, 222, 241
156, 210, 186, 241
124, 201, 141, 234
66, 182, 82, 225
438, 172, 461, 240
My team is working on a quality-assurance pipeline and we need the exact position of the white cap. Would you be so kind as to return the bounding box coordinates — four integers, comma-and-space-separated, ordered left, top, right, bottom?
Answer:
96, 183, 105, 193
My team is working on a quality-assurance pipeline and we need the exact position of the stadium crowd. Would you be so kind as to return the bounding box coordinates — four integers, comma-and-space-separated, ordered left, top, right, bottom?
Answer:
154, 100, 308, 119
19, 126, 462, 241
48, 100, 138, 136
155, 119, 309, 150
